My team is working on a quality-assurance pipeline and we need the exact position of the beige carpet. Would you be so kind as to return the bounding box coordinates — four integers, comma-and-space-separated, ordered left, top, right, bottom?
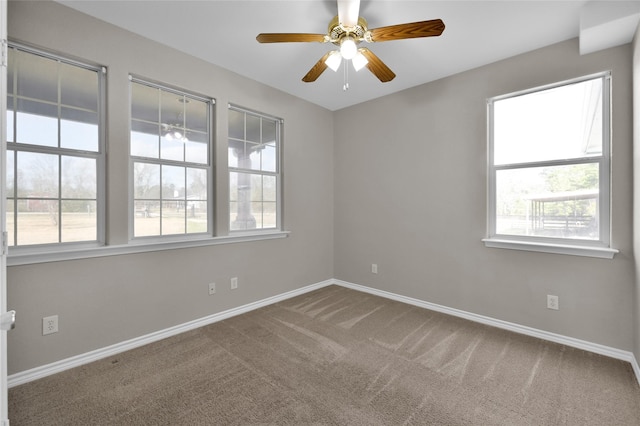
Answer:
9, 285, 640, 425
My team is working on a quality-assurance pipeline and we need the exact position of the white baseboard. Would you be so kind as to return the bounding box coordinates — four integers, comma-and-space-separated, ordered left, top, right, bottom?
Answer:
9, 278, 640, 388
333, 279, 640, 387
8, 279, 333, 388
631, 354, 640, 386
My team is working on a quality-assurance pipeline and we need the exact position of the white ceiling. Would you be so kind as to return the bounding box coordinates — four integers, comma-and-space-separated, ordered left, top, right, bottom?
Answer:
56, 0, 639, 111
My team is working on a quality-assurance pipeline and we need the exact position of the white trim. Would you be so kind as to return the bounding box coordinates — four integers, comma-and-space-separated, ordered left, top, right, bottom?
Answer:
333, 279, 640, 386
631, 354, 640, 387
8, 278, 639, 388
7, 231, 290, 266
482, 238, 618, 259
7, 279, 331, 388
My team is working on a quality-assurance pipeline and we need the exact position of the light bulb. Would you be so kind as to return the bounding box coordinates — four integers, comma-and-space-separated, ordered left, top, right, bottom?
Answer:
174, 131, 182, 140
340, 37, 357, 60
352, 51, 368, 71
325, 51, 342, 71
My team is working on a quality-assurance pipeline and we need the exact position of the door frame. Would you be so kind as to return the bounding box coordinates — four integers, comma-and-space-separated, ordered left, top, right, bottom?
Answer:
1, 0, 10, 424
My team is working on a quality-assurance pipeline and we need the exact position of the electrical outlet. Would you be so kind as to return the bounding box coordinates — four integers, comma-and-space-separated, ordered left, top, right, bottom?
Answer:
231, 277, 238, 290
547, 295, 559, 310
43, 315, 58, 335
371, 264, 378, 274
208, 282, 216, 295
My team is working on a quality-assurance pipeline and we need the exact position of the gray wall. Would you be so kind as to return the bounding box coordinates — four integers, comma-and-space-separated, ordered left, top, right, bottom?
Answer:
7, 1, 334, 374
334, 38, 635, 351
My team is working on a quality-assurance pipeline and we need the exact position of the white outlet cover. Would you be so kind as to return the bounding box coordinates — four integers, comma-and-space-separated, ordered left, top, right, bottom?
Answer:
43, 315, 59, 335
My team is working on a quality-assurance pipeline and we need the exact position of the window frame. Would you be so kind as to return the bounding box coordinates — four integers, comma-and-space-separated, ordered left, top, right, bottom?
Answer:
128, 76, 215, 242
483, 71, 618, 259
228, 104, 283, 233
6, 42, 106, 254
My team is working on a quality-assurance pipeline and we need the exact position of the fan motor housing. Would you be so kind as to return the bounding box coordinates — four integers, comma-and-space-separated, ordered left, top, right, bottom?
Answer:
328, 15, 368, 45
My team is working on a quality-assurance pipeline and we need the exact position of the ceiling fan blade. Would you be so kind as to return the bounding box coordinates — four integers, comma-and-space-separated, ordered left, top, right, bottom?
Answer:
302, 52, 333, 82
360, 48, 395, 82
256, 33, 326, 43
368, 19, 445, 42
337, 0, 360, 28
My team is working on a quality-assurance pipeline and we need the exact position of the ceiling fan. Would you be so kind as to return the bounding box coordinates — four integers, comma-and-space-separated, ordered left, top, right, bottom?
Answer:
256, 0, 445, 83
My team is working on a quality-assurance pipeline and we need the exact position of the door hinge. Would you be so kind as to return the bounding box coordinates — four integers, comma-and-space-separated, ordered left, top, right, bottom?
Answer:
1, 231, 6, 256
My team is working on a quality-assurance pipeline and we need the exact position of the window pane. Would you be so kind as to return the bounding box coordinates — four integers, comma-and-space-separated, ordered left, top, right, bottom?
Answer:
250, 174, 262, 201
60, 62, 98, 111
131, 82, 159, 122
186, 201, 207, 234
229, 172, 238, 202
228, 109, 244, 140
187, 168, 207, 200
61, 200, 96, 242
161, 90, 184, 130
185, 132, 208, 164
17, 199, 59, 245
16, 100, 57, 147
494, 78, 603, 165
61, 156, 96, 199
160, 133, 185, 162
16, 50, 58, 103
61, 107, 99, 151
7, 97, 14, 143
17, 152, 58, 198
263, 202, 277, 228
229, 171, 277, 230
246, 114, 260, 142
131, 121, 160, 158
262, 119, 276, 144
6, 200, 14, 247
262, 143, 277, 172
134, 162, 160, 199
263, 175, 277, 202
162, 165, 185, 199
230, 171, 256, 230
161, 200, 185, 235
496, 163, 599, 240
251, 202, 263, 228
248, 142, 261, 171
134, 200, 160, 237
228, 140, 242, 168
7, 47, 14, 95
185, 98, 208, 133
7, 151, 14, 198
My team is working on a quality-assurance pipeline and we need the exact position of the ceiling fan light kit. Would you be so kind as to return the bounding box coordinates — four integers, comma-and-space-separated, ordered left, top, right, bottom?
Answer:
256, 0, 445, 84
325, 51, 342, 71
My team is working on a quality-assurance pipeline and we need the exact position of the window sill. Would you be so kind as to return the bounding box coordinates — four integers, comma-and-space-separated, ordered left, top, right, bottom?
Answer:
7, 231, 290, 266
482, 238, 618, 259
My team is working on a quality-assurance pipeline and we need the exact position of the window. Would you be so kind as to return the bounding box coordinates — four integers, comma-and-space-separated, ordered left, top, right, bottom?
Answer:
130, 78, 212, 238
228, 105, 281, 231
486, 72, 614, 257
6, 44, 104, 249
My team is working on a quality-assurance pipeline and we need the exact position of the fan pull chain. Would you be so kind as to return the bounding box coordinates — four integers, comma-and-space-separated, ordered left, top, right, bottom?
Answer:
343, 60, 350, 91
